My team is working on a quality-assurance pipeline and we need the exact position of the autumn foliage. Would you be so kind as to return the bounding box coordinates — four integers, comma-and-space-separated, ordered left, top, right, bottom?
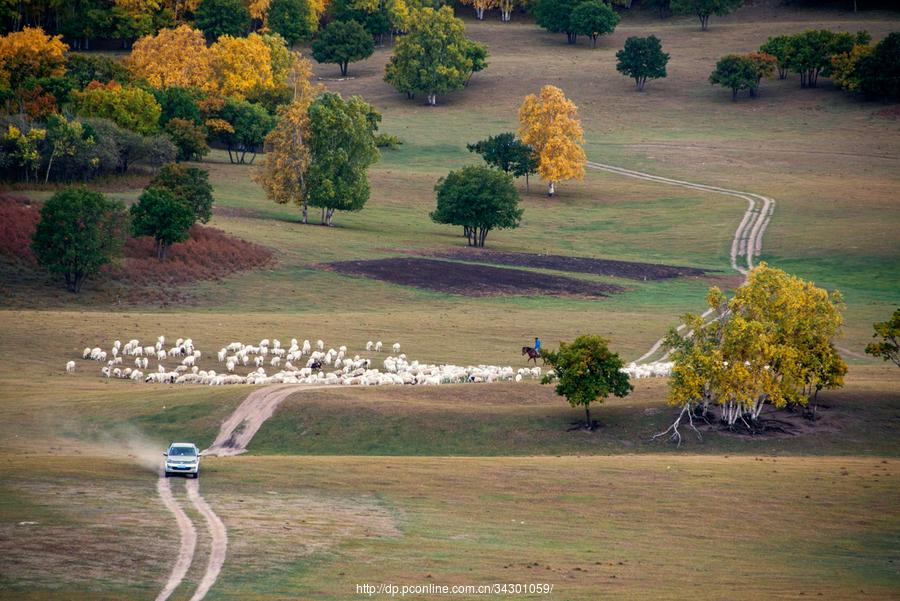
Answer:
518, 85, 585, 196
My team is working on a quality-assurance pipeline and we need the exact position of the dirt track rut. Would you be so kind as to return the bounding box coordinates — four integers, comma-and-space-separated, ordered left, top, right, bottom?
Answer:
585, 160, 776, 362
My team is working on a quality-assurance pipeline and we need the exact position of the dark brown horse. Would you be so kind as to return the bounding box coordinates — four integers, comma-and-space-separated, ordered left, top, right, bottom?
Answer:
522, 346, 541, 365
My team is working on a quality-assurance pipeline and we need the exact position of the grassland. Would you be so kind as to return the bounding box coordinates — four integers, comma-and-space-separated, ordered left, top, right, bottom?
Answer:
0, 4, 899, 600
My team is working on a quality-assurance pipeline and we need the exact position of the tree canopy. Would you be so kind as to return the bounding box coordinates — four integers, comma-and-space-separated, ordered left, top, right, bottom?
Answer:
709, 54, 759, 100
431, 164, 523, 247
533, 0, 580, 44
31, 188, 127, 293
268, 0, 316, 46
384, 6, 479, 106
194, 0, 251, 41
466, 132, 538, 191
147, 163, 215, 223
217, 97, 277, 164
130, 187, 196, 260
615, 35, 669, 91
865, 308, 900, 368
305, 91, 380, 225
73, 81, 162, 135
540, 335, 632, 430
570, 0, 619, 49
127, 25, 214, 91
518, 85, 585, 196
311, 19, 374, 77
857, 32, 900, 100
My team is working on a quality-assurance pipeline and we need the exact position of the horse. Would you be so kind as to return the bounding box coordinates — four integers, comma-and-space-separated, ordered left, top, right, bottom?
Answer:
522, 346, 541, 365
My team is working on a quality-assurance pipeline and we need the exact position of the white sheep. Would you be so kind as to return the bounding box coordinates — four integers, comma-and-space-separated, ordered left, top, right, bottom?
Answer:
157, 350, 167, 361
366, 341, 373, 351
66, 361, 76, 373
375, 341, 383, 352
316, 339, 324, 351
392, 343, 401, 353
82, 347, 91, 359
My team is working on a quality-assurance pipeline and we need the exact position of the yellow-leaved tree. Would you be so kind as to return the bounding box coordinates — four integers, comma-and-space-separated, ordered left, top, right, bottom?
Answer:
127, 25, 213, 90
517, 85, 585, 197
658, 263, 847, 445
253, 55, 321, 223
0, 27, 68, 98
209, 33, 275, 101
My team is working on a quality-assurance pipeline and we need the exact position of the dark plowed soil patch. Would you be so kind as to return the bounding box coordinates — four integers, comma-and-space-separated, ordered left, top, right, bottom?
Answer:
321, 257, 623, 298
417, 248, 709, 281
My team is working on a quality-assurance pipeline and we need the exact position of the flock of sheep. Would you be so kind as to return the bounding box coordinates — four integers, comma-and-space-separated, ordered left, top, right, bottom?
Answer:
66, 336, 672, 387
67, 336, 549, 387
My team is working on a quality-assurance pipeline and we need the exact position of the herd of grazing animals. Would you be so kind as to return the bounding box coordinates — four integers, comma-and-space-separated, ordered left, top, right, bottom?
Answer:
66, 335, 673, 385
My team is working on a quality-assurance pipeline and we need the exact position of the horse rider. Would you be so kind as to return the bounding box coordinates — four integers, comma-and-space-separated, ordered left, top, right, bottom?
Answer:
534, 336, 541, 354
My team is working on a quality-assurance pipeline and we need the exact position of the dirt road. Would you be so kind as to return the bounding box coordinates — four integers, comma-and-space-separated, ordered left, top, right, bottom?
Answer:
585, 161, 776, 362
205, 384, 332, 456
154, 476, 197, 601
186, 478, 228, 601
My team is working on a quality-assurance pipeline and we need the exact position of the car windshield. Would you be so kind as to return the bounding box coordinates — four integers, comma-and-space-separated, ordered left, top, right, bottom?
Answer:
169, 447, 196, 457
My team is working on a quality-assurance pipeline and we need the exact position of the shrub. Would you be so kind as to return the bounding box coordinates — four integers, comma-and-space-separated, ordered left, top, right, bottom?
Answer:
73, 81, 162, 135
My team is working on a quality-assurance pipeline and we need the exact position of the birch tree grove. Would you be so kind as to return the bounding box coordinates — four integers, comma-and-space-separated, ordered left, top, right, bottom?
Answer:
658, 263, 847, 444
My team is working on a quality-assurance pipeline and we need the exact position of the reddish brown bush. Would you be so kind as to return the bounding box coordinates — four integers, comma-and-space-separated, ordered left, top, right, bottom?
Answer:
0, 195, 274, 293
0, 195, 40, 265
109, 224, 274, 286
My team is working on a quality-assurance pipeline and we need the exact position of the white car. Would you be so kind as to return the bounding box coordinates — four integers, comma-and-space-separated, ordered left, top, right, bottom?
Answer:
163, 442, 201, 478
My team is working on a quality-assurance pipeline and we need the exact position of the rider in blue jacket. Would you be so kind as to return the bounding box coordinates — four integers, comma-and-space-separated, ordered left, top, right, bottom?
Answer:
534, 337, 541, 353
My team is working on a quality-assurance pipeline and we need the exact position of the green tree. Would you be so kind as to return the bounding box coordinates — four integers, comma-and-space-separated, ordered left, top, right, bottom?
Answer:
153, 86, 202, 126
615, 34, 669, 91
306, 91, 379, 225
670, 0, 742, 31
570, 0, 619, 49
384, 6, 477, 106
311, 20, 374, 77
64, 54, 133, 88
466, 132, 538, 191
857, 32, 900, 100
73, 82, 162, 135
217, 98, 276, 164
540, 334, 632, 430
130, 188, 195, 260
709, 54, 757, 100
268, 0, 315, 47
164, 118, 210, 161
785, 29, 869, 88
533, 0, 580, 44
31, 188, 127, 292
759, 34, 791, 80
194, 0, 251, 41
431, 164, 523, 247
147, 163, 215, 223
865, 308, 900, 368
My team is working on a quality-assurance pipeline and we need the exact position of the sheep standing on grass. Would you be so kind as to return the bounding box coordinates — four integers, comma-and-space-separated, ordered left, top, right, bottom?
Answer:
66, 361, 76, 373
392, 343, 401, 353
